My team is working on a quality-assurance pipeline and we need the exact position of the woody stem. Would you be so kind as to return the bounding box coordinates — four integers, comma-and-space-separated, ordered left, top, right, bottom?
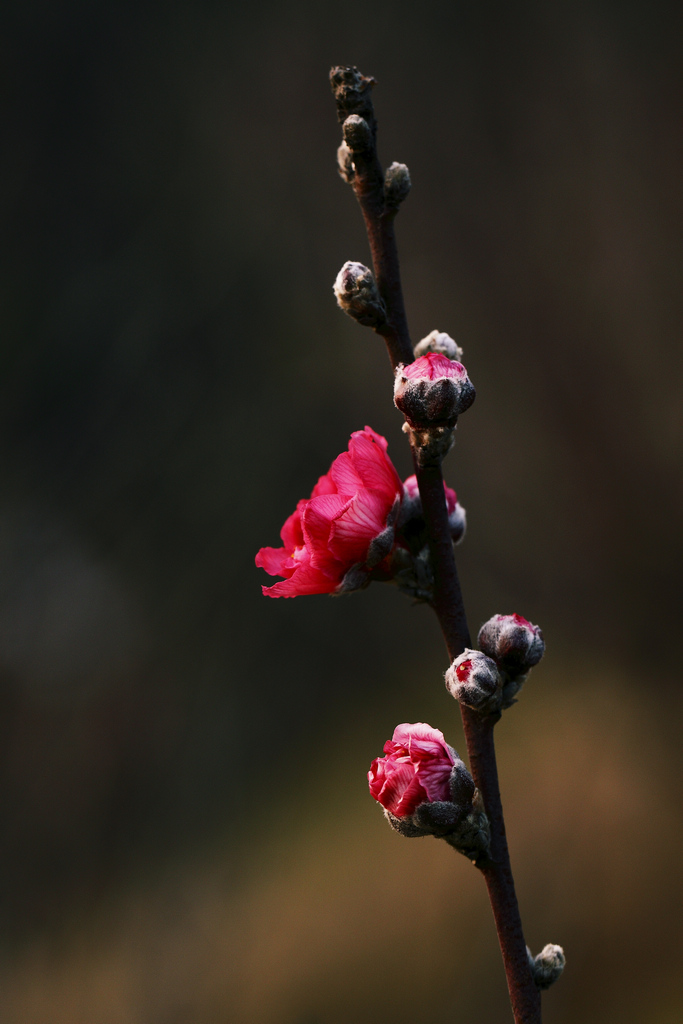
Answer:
330, 66, 541, 1024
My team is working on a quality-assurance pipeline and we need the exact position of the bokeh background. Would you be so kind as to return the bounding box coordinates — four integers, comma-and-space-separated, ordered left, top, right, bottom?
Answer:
2, 1, 682, 1021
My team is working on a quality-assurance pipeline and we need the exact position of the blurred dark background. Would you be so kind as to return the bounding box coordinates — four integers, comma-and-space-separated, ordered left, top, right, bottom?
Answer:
1, 1, 682, 1021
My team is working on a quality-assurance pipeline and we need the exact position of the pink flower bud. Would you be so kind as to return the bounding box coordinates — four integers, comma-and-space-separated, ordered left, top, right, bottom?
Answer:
394, 352, 475, 429
478, 613, 545, 674
400, 474, 466, 545
256, 426, 403, 598
445, 649, 502, 713
368, 722, 463, 818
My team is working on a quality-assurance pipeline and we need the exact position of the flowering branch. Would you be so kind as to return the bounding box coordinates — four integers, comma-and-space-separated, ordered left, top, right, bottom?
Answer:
329, 66, 548, 1024
255, 65, 563, 1024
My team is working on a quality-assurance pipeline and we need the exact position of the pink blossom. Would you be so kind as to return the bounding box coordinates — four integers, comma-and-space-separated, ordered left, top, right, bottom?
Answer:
256, 426, 403, 598
368, 722, 456, 817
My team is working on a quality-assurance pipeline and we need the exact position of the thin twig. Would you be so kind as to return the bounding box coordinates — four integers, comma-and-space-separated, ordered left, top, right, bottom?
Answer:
330, 65, 542, 1024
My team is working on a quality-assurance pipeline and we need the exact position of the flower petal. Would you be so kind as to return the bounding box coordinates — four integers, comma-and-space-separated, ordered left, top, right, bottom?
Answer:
347, 430, 402, 501
327, 489, 389, 564
302, 493, 353, 570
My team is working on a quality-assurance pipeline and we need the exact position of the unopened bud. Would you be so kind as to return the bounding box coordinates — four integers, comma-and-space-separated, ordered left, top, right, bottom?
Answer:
527, 944, 565, 990
414, 329, 464, 363
446, 489, 467, 545
478, 614, 545, 675
399, 474, 467, 547
394, 353, 476, 430
333, 261, 387, 328
384, 162, 411, 207
343, 114, 371, 152
337, 140, 354, 183
329, 65, 375, 124
445, 649, 502, 714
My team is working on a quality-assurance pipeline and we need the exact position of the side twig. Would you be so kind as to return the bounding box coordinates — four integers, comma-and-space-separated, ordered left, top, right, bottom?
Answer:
330, 65, 542, 1024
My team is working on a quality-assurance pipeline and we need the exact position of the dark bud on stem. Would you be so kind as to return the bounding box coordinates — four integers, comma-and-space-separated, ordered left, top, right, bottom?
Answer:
394, 354, 475, 431
445, 649, 502, 715
478, 614, 545, 675
384, 162, 411, 208
329, 65, 376, 124
343, 114, 372, 153
333, 261, 387, 329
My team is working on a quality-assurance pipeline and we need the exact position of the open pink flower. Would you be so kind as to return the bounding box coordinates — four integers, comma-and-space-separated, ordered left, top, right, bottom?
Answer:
256, 426, 403, 598
368, 722, 456, 817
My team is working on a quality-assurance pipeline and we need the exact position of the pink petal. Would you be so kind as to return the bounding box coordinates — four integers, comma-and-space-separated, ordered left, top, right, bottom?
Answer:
416, 759, 454, 803
328, 451, 365, 496
402, 353, 467, 382
391, 773, 429, 817
303, 493, 353, 569
255, 546, 295, 578
402, 474, 419, 499
310, 471, 338, 498
328, 489, 389, 564
351, 425, 389, 451
280, 504, 306, 552
261, 549, 341, 598
370, 759, 414, 815
348, 430, 402, 500
392, 722, 449, 752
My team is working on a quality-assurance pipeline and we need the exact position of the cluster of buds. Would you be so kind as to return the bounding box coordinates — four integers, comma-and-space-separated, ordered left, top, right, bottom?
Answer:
445, 614, 545, 715
368, 723, 490, 864
394, 352, 475, 466
390, 475, 466, 601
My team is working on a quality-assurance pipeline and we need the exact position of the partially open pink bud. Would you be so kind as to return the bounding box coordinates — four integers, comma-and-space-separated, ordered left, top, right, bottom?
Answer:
368, 722, 460, 818
394, 352, 475, 429
478, 613, 545, 674
445, 649, 502, 713
401, 474, 466, 545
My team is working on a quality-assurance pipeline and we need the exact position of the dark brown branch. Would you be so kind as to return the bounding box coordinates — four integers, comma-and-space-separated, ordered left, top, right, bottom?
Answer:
416, 462, 541, 1023
330, 65, 542, 1024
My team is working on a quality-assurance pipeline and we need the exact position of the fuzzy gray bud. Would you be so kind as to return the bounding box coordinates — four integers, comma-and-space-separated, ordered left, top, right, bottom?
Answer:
414, 330, 464, 363
384, 162, 411, 207
478, 614, 545, 675
527, 944, 565, 990
445, 649, 502, 714
333, 261, 387, 328
342, 114, 372, 152
336, 140, 354, 183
